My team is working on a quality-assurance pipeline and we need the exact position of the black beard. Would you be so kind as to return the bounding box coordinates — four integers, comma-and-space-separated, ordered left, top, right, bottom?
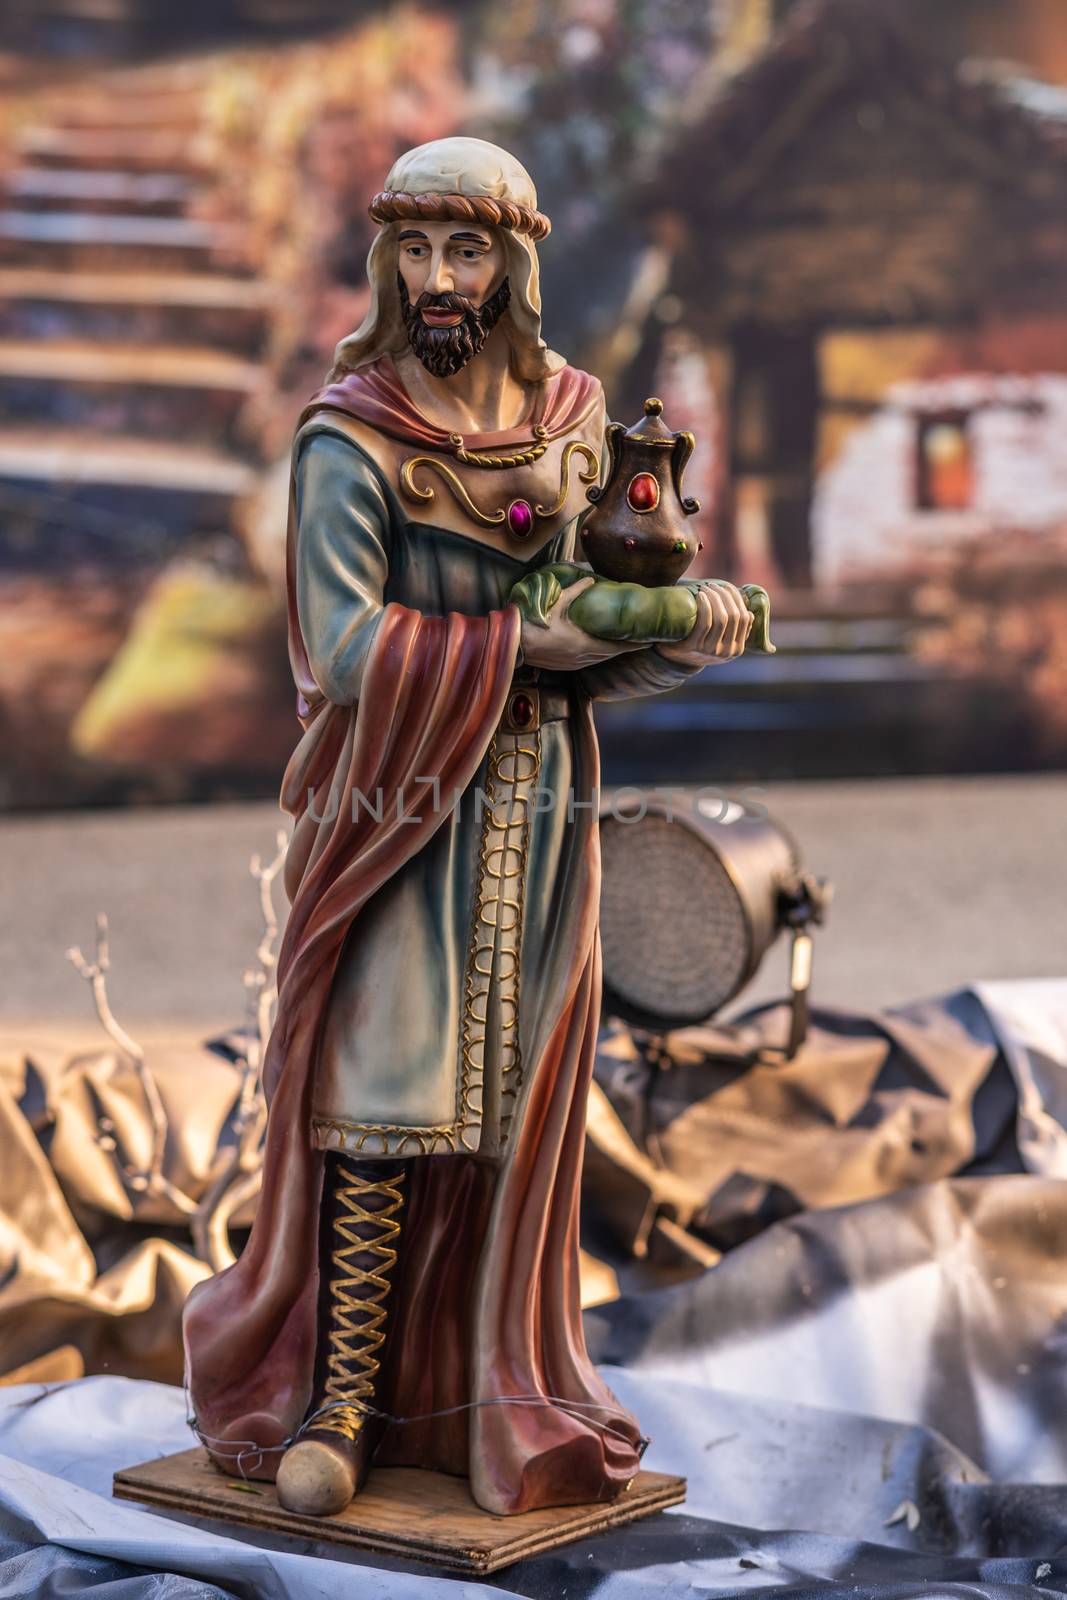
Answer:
398, 275, 511, 377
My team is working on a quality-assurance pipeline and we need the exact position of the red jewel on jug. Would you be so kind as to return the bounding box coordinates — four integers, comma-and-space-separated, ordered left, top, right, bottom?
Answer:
581, 397, 701, 586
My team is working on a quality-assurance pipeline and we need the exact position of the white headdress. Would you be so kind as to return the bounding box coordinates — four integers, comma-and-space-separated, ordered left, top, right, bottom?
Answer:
331, 136, 564, 383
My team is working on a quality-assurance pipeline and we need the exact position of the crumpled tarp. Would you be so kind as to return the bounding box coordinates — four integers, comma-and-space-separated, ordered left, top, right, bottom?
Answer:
2, 978, 1067, 1595
585, 980, 1043, 1270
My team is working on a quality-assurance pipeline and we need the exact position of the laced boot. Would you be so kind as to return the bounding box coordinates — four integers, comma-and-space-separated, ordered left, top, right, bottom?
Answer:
276, 1157, 407, 1517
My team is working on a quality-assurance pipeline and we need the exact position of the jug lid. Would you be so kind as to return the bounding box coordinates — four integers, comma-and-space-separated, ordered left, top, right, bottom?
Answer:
623, 396, 676, 447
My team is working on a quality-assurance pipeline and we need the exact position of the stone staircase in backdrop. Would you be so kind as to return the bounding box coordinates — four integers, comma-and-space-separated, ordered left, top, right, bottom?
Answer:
0, 1, 366, 61
0, 59, 272, 573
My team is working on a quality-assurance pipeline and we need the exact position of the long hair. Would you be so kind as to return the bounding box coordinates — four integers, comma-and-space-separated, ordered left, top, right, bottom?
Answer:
329, 137, 565, 384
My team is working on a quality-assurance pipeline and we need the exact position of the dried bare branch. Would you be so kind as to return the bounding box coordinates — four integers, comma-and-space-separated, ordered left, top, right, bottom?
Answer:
190, 829, 286, 1269
66, 914, 144, 1066
67, 914, 194, 1215
70, 829, 286, 1268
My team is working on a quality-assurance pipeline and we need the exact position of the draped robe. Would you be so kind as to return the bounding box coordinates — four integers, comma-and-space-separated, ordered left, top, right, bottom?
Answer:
183, 356, 701, 1514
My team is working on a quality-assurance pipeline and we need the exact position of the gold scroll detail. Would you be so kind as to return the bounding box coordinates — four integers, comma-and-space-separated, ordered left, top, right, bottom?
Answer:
457, 729, 541, 1153
399, 439, 602, 530
400, 454, 507, 527
533, 440, 600, 519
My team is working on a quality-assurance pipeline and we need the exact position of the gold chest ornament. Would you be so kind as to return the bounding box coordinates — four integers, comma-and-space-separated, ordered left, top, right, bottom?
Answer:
398, 426, 601, 536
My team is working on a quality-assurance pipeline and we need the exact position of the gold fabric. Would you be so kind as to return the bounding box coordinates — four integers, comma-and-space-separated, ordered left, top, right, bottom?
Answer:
0, 1038, 249, 1385
0, 986, 1044, 1390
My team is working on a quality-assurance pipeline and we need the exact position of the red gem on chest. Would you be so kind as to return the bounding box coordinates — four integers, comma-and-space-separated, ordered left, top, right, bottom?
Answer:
509, 692, 535, 728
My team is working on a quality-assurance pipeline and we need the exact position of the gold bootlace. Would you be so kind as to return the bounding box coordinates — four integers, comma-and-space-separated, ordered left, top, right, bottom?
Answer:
317, 1164, 406, 1442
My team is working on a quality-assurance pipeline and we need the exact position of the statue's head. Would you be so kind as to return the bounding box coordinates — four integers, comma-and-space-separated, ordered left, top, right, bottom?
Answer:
331, 137, 564, 384
394, 213, 512, 380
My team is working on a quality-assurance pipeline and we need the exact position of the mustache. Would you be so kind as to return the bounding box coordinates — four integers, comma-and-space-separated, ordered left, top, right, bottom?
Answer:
410, 290, 477, 315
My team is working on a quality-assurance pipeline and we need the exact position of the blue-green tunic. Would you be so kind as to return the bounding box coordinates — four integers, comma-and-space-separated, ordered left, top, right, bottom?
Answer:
292, 420, 699, 1159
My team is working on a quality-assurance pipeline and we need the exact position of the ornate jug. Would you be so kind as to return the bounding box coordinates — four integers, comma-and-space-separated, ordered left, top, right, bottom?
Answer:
580, 396, 701, 586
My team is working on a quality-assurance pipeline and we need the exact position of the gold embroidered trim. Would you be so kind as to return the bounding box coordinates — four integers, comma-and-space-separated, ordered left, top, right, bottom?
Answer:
457, 728, 541, 1154
312, 1117, 459, 1156
318, 1163, 405, 1442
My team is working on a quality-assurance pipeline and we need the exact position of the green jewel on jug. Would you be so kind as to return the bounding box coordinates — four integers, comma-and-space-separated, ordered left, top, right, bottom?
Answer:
509, 397, 775, 652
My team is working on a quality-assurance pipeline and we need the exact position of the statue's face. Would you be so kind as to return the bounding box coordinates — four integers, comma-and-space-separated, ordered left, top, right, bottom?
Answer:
397, 219, 511, 377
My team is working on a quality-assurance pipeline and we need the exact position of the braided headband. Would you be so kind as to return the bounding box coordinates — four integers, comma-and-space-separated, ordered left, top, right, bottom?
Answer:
369, 189, 551, 242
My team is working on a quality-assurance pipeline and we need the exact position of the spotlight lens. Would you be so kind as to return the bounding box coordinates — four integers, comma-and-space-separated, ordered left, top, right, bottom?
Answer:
599, 813, 750, 1024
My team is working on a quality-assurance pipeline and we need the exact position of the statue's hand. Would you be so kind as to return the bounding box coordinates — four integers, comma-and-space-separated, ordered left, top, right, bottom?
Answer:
519, 575, 645, 671
655, 580, 752, 666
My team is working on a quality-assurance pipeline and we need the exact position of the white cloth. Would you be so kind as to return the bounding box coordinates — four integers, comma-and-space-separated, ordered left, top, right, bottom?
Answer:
1, 1367, 1065, 1597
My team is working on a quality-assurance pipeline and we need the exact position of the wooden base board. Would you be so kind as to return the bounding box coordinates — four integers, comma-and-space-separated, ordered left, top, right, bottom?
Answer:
113, 1447, 686, 1575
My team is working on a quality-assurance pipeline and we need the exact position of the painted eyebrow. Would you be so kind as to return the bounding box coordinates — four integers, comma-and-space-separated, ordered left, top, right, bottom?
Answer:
398, 228, 429, 241
449, 231, 491, 245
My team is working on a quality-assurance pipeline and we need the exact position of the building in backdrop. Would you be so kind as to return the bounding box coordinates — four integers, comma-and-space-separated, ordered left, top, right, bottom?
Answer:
623, 0, 1067, 593
0, 0, 1065, 806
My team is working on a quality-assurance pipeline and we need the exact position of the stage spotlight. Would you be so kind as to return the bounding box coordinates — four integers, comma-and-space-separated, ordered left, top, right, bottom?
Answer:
599, 791, 830, 1056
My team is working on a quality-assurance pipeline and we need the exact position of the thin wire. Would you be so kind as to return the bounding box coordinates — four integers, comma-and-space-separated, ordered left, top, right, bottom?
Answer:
307, 1393, 646, 1449
187, 1391, 650, 1480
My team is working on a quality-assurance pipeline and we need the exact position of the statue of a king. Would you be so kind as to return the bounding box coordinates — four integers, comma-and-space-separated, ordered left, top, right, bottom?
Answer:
183, 136, 752, 1521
